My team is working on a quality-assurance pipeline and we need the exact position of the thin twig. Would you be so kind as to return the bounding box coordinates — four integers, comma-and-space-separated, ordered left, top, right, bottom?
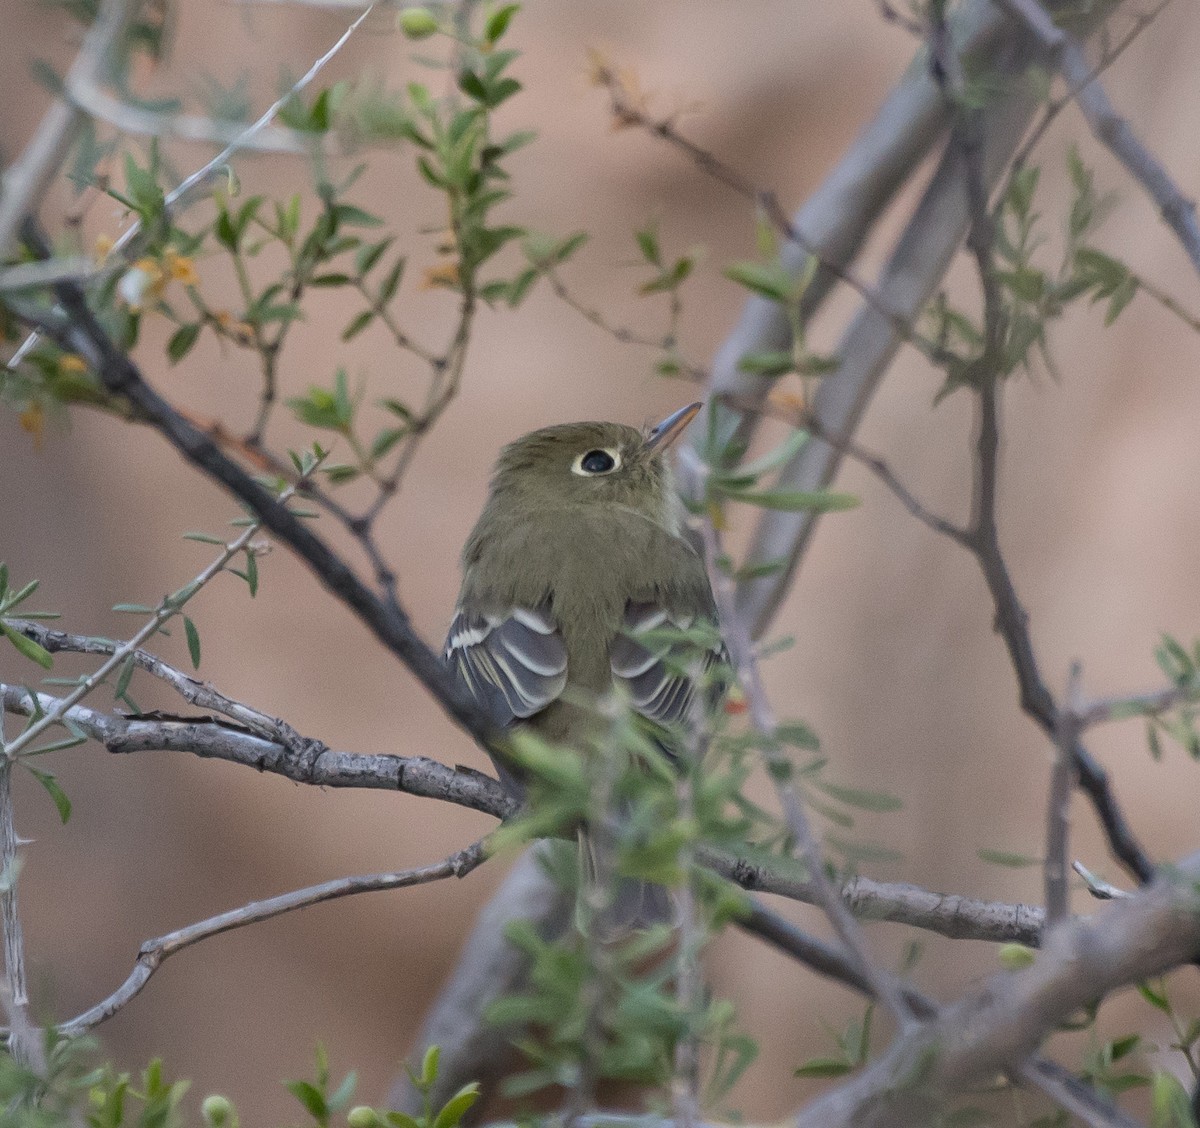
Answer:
4, 519, 279, 761
679, 450, 916, 1029
1020, 1057, 1146, 1128
0, 760, 40, 1070
4, 3, 377, 372
1072, 860, 1131, 901
1045, 663, 1081, 925
0, 0, 133, 261
51, 838, 488, 1037
996, 0, 1200, 277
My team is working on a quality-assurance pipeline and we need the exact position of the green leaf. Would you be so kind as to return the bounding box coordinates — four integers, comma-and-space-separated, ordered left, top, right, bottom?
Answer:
286, 1080, 327, 1122
419, 1045, 441, 1089
724, 260, 794, 303
484, 3, 520, 43
167, 322, 201, 363
431, 1084, 480, 1128
977, 848, 1040, 868
737, 350, 794, 377
812, 779, 903, 813
378, 258, 406, 303
342, 311, 375, 342
328, 1071, 357, 1112
114, 653, 136, 699
1138, 979, 1170, 1012
26, 766, 71, 824
635, 224, 661, 266
244, 552, 259, 597
184, 617, 201, 669
0, 623, 53, 669
775, 721, 820, 751
794, 1058, 853, 1079
355, 238, 394, 276
730, 488, 859, 513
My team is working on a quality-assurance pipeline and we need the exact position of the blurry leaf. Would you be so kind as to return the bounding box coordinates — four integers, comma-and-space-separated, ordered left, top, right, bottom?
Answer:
184, 617, 201, 669
977, 848, 1040, 868
26, 766, 71, 824
0, 623, 53, 669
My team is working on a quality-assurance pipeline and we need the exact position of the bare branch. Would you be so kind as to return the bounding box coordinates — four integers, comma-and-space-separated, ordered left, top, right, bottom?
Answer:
0, 761, 40, 1070
995, 0, 1200, 277
1020, 1058, 1146, 1128
5, 511, 283, 760
0, 0, 133, 261
680, 450, 916, 1028
791, 856, 1200, 1127
1045, 664, 1082, 925
54, 838, 488, 1037
0, 684, 513, 820
1072, 860, 1132, 901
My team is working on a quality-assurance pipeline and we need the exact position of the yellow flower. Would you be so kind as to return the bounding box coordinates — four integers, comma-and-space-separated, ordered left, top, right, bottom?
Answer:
58, 354, 88, 375
19, 403, 45, 450
164, 249, 199, 287
420, 261, 460, 290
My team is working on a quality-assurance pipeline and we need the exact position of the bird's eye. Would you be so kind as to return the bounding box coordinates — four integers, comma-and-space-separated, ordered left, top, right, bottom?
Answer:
572, 448, 620, 476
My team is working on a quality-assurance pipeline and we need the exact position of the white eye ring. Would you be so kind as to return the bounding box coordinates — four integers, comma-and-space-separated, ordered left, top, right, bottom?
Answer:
572, 448, 621, 476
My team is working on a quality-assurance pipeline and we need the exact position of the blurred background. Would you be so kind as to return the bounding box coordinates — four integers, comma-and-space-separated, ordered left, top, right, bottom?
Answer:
3, 0, 1200, 1121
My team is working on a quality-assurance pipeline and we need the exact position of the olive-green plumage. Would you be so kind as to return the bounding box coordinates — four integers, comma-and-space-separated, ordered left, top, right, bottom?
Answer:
445, 405, 720, 781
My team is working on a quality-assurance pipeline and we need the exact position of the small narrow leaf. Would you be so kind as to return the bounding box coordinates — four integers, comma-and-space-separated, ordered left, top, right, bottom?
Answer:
0, 623, 53, 669
26, 766, 71, 824
184, 617, 201, 669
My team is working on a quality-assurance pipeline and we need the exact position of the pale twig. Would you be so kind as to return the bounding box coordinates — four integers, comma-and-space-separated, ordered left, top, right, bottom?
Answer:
1045, 663, 1081, 925
679, 450, 915, 1028
0, 760, 40, 1070
790, 855, 1200, 1127
3, 519, 280, 762
52, 838, 488, 1037
996, 0, 1200, 277
0, 0, 133, 261
4, 3, 377, 372
1019, 1058, 1146, 1128
1072, 860, 1131, 901
0, 257, 98, 292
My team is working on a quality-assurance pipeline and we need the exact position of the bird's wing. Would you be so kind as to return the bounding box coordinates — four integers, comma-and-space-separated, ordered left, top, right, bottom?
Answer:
445, 604, 568, 727
609, 600, 726, 729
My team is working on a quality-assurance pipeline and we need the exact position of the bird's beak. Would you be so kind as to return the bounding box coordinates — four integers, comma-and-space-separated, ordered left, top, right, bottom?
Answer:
644, 402, 702, 453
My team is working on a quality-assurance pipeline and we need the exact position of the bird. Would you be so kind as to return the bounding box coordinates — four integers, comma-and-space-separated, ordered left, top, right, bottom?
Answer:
444, 402, 724, 923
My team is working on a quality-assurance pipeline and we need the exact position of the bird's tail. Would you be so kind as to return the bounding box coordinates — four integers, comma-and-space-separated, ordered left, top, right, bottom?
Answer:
577, 827, 673, 936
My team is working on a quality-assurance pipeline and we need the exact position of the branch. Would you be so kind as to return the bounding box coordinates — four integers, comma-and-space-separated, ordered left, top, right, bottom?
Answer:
734, 31, 1045, 637
0, 0, 133, 261
13, 230, 499, 759
791, 855, 1200, 1127
996, 0, 1200, 277
680, 468, 915, 1027
54, 838, 488, 1037
0, 684, 513, 820
4, 2, 377, 372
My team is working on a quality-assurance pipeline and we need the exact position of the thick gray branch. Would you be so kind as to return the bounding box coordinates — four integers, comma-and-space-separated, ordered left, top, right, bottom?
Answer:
792, 856, 1200, 1127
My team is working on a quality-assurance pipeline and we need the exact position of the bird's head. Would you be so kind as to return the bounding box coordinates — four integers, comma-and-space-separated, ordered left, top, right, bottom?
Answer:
488, 402, 702, 530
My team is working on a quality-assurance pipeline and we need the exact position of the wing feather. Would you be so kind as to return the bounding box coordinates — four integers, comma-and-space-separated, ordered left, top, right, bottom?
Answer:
610, 599, 725, 729
445, 605, 568, 727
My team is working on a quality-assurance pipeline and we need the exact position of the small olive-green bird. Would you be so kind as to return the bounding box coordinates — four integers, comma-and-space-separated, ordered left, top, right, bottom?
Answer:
445, 404, 723, 918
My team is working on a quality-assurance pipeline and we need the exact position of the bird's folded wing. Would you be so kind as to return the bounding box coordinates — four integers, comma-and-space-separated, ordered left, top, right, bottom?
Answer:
445, 605, 569, 726
609, 600, 725, 728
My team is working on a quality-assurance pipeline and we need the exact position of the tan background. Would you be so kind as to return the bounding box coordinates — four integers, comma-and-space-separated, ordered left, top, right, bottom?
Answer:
3, 1, 1200, 1122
